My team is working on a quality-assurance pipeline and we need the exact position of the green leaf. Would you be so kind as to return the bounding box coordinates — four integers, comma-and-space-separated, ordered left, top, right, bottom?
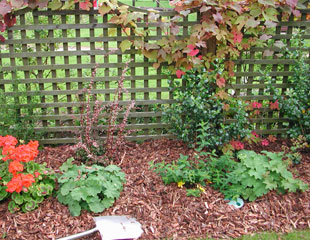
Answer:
263, 176, 278, 190
263, 8, 279, 22
86, 195, 100, 203
119, 40, 132, 52
59, 157, 75, 172
48, 0, 62, 10
248, 168, 265, 179
245, 17, 260, 28
105, 165, 121, 172
86, 183, 102, 196
258, 0, 276, 6
11, 192, 23, 205
71, 188, 84, 202
8, 201, 19, 213
34, 196, 44, 204
249, 5, 262, 18
99, 4, 111, 15
281, 180, 298, 192
239, 150, 268, 170
24, 201, 38, 212
104, 183, 120, 199
244, 177, 257, 187
268, 159, 288, 175
68, 201, 82, 216
101, 198, 115, 209
57, 192, 72, 205
253, 181, 268, 198
88, 200, 106, 213
60, 182, 75, 195
0, 187, 9, 201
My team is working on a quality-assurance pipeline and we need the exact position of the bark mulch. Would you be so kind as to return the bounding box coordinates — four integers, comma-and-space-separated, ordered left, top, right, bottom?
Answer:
0, 139, 310, 240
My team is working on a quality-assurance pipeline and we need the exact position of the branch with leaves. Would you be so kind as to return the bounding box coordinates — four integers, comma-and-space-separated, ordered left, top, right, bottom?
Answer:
0, 0, 306, 84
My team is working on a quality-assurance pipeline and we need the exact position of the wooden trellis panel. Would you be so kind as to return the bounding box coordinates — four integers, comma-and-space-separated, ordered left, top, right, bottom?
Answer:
0, 3, 309, 144
0, 4, 198, 144
232, 7, 310, 136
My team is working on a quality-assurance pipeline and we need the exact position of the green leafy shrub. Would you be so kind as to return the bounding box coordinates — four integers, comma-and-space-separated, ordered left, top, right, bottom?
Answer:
57, 158, 126, 216
150, 149, 308, 201
281, 135, 308, 165
268, 32, 310, 141
204, 153, 237, 191
280, 57, 310, 140
211, 150, 308, 201
150, 153, 210, 197
0, 88, 40, 142
150, 154, 209, 186
163, 68, 251, 151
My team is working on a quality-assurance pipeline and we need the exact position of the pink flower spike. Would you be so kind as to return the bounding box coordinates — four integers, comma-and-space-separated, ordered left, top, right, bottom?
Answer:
198, 55, 203, 60
261, 139, 269, 146
176, 70, 185, 78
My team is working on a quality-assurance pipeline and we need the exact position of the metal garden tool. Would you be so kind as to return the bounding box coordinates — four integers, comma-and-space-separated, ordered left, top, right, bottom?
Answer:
57, 216, 143, 240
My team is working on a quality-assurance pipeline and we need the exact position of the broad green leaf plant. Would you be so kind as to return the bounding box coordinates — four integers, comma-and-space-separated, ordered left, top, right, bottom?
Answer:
57, 157, 126, 216
220, 150, 308, 201
151, 149, 308, 201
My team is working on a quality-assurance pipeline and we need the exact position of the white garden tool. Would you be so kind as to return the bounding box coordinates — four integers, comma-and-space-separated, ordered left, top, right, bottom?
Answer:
57, 215, 143, 240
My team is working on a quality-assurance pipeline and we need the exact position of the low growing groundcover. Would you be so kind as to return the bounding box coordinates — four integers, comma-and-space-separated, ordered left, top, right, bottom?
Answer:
0, 138, 310, 239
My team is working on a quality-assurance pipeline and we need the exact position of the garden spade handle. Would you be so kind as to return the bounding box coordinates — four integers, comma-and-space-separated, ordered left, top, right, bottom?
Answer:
57, 227, 98, 240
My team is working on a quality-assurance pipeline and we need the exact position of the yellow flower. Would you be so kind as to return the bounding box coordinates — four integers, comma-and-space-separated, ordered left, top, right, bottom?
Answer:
177, 181, 185, 188
197, 184, 205, 192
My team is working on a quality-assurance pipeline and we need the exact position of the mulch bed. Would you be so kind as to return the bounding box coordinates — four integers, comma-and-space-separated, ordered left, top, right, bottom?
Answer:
1, 139, 310, 239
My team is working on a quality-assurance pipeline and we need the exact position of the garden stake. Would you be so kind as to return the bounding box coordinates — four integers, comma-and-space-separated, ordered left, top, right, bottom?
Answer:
57, 216, 143, 240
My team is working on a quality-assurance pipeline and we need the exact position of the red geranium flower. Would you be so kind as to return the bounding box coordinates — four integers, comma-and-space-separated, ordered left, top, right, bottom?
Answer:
6, 174, 23, 193
8, 161, 24, 175
0, 135, 18, 147
6, 173, 35, 193
21, 174, 35, 188
11, 141, 39, 162
2, 145, 15, 161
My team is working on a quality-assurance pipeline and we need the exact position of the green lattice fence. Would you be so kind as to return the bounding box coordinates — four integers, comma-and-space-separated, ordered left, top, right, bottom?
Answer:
0, 3, 309, 144
231, 7, 310, 136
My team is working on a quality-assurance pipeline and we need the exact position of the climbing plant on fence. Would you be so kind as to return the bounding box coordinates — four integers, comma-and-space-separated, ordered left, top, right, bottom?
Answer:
0, 0, 309, 144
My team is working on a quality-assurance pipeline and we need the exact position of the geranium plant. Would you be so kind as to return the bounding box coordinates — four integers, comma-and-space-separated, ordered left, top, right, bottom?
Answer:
0, 135, 55, 213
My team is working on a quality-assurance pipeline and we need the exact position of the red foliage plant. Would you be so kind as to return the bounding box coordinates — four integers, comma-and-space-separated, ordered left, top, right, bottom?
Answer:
72, 61, 135, 165
230, 140, 245, 150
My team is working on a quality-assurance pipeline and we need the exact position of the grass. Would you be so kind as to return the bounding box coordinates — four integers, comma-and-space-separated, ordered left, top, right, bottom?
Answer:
239, 230, 310, 240
202, 230, 310, 240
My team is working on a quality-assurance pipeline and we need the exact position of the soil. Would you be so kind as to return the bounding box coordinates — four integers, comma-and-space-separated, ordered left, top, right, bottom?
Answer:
0, 139, 310, 240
